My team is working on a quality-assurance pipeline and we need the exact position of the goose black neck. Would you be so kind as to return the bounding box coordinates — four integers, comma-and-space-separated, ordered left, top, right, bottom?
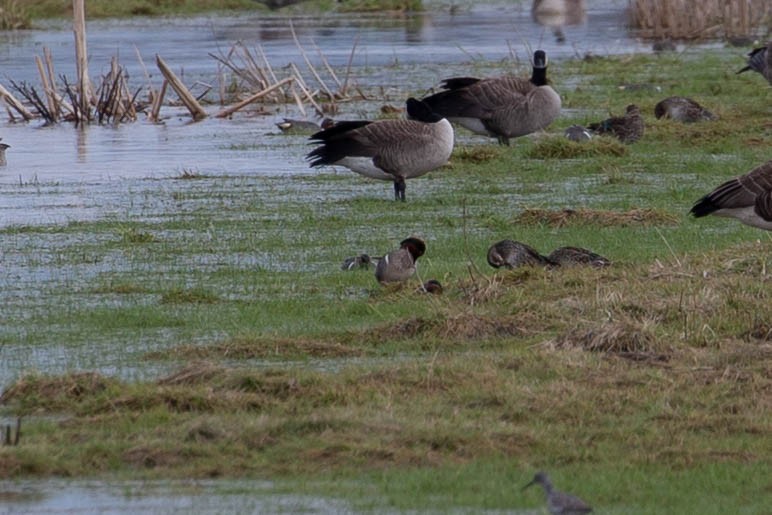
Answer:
406, 98, 444, 123
530, 65, 548, 86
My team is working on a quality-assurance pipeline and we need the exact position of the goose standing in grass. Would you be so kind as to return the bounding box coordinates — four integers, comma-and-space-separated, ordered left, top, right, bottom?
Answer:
306, 98, 453, 201
588, 104, 644, 144
654, 96, 716, 122
737, 41, 772, 85
690, 160, 772, 230
546, 246, 610, 267
487, 240, 554, 269
375, 237, 426, 285
523, 471, 593, 514
418, 50, 561, 146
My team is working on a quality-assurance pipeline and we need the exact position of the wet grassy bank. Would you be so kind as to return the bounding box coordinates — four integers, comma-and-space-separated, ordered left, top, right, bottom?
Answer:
1, 50, 770, 513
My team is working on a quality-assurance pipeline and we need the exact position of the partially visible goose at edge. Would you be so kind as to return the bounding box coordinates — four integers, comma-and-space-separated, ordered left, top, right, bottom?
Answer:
588, 104, 644, 144
737, 41, 772, 85
690, 159, 772, 231
306, 98, 453, 201
375, 237, 426, 285
654, 96, 716, 123
418, 50, 561, 146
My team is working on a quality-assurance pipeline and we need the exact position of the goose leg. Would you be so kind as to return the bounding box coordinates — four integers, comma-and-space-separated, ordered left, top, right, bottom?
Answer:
394, 177, 407, 202
497, 135, 510, 146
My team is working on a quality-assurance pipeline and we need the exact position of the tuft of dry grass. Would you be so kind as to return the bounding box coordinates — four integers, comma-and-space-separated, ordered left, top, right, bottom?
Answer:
146, 336, 364, 360
514, 207, 680, 228
526, 136, 627, 159
372, 312, 526, 341
452, 145, 504, 164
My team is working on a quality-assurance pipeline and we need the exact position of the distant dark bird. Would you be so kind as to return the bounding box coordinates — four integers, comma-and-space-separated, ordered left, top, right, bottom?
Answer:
341, 253, 373, 271
564, 124, 592, 142
418, 50, 561, 145
375, 237, 426, 284
487, 240, 553, 269
690, 159, 772, 231
547, 246, 610, 267
276, 117, 334, 134
737, 41, 772, 85
0, 142, 9, 166
307, 98, 453, 201
523, 471, 593, 514
419, 279, 443, 294
654, 96, 716, 123
588, 104, 644, 144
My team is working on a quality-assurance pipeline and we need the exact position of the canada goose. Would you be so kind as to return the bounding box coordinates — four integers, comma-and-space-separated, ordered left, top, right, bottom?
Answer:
375, 237, 426, 284
418, 50, 561, 146
546, 246, 610, 267
564, 125, 592, 142
737, 41, 772, 85
654, 96, 716, 123
523, 471, 593, 515
588, 104, 644, 144
341, 253, 373, 271
690, 159, 772, 231
276, 117, 334, 134
487, 240, 554, 269
531, 0, 586, 44
306, 98, 453, 201
0, 142, 9, 166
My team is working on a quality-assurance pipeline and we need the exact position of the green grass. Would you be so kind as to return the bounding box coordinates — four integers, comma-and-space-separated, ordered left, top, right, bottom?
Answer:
1, 50, 771, 513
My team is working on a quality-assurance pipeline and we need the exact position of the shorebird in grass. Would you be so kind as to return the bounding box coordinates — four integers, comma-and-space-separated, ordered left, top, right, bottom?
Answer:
523, 471, 593, 514
654, 96, 716, 123
588, 104, 644, 144
737, 41, 772, 85
375, 237, 426, 285
418, 50, 561, 146
306, 98, 453, 201
487, 240, 553, 269
690, 159, 772, 231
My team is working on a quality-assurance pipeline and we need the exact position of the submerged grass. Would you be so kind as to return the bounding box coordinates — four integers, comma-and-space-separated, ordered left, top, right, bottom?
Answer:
1, 50, 771, 512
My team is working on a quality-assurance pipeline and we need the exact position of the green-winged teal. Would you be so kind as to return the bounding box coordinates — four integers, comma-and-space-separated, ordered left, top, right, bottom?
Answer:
487, 240, 553, 269
523, 471, 593, 514
588, 104, 644, 144
375, 237, 426, 284
307, 98, 453, 201
547, 246, 610, 267
654, 96, 716, 123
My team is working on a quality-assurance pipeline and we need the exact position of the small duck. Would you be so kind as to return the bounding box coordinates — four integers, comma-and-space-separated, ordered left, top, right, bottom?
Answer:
546, 246, 610, 267
307, 98, 453, 201
564, 125, 592, 142
737, 41, 772, 85
487, 240, 553, 269
418, 279, 443, 294
276, 117, 334, 134
341, 253, 373, 271
375, 237, 426, 284
690, 159, 772, 231
418, 50, 561, 146
588, 104, 644, 144
523, 471, 593, 514
654, 96, 716, 123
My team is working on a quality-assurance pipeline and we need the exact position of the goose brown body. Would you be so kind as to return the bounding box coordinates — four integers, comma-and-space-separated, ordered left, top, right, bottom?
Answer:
691, 160, 772, 230
307, 99, 453, 201
419, 50, 561, 145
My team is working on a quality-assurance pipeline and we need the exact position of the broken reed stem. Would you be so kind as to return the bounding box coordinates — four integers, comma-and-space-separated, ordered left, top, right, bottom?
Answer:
289, 19, 336, 101
73, 0, 92, 123
150, 79, 168, 122
215, 76, 293, 118
155, 54, 207, 120
341, 34, 360, 97
0, 83, 33, 120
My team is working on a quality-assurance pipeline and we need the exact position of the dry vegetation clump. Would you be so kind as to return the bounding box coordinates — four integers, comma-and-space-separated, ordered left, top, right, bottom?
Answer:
515, 207, 679, 227
551, 316, 668, 361
156, 361, 225, 386
526, 135, 627, 159
452, 145, 503, 164
145, 336, 363, 360
0, 0, 30, 29
373, 312, 526, 341
0, 372, 115, 408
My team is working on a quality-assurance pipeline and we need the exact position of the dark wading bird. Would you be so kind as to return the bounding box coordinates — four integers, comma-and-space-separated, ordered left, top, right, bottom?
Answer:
654, 96, 716, 123
306, 98, 453, 201
737, 41, 772, 85
487, 240, 554, 269
588, 104, 644, 144
418, 50, 561, 146
375, 237, 426, 285
523, 471, 593, 514
691, 159, 772, 231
